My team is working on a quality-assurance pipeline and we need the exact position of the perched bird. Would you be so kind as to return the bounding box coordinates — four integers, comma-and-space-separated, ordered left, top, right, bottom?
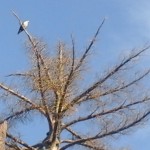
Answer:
18, 20, 29, 34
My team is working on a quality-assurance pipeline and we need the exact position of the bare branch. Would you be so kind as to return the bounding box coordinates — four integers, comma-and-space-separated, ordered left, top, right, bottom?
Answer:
7, 133, 34, 150
63, 46, 150, 111
2, 107, 36, 122
99, 69, 150, 97
0, 83, 37, 107
63, 97, 150, 128
12, 11, 22, 25
6, 73, 34, 78
60, 36, 76, 103
77, 69, 150, 104
75, 18, 105, 71
6, 142, 22, 150
61, 109, 150, 150
34, 47, 53, 136
63, 127, 104, 150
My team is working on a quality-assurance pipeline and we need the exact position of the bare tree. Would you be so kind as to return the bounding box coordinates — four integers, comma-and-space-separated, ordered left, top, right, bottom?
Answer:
0, 12, 150, 150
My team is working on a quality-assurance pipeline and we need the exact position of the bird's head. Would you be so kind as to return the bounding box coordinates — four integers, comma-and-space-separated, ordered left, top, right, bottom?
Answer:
25, 20, 29, 24
23, 20, 29, 27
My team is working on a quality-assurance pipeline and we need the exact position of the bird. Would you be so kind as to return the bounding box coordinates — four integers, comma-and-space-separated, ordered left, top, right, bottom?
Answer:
18, 20, 29, 34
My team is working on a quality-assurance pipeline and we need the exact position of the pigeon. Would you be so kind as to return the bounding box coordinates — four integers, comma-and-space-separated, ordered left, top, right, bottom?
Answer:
18, 20, 29, 34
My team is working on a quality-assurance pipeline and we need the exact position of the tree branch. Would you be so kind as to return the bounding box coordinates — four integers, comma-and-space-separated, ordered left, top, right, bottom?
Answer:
7, 133, 35, 150
63, 46, 150, 112
0, 83, 40, 109
63, 127, 104, 150
76, 69, 150, 104
1, 107, 38, 122
63, 96, 150, 129
12, 10, 54, 138
75, 18, 105, 71
61, 109, 150, 150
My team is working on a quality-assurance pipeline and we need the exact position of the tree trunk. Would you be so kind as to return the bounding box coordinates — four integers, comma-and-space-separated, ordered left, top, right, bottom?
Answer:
46, 139, 59, 150
0, 121, 7, 150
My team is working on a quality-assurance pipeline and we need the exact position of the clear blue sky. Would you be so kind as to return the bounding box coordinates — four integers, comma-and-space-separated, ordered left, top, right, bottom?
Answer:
1, 0, 150, 149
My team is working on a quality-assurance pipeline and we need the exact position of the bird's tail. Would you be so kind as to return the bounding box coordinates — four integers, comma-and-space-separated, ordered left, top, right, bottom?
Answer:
18, 30, 21, 34
17, 26, 23, 34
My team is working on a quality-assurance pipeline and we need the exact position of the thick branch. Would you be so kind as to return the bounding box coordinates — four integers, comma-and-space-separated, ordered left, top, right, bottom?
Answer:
12, 10, 53, 136
34, 42, 53, 138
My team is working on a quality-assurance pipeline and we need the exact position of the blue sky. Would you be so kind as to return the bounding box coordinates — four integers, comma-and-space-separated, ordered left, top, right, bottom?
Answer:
1, 0, 150, 149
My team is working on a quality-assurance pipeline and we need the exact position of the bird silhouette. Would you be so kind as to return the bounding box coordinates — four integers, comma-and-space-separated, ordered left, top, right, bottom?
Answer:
18, 20, 29, 34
